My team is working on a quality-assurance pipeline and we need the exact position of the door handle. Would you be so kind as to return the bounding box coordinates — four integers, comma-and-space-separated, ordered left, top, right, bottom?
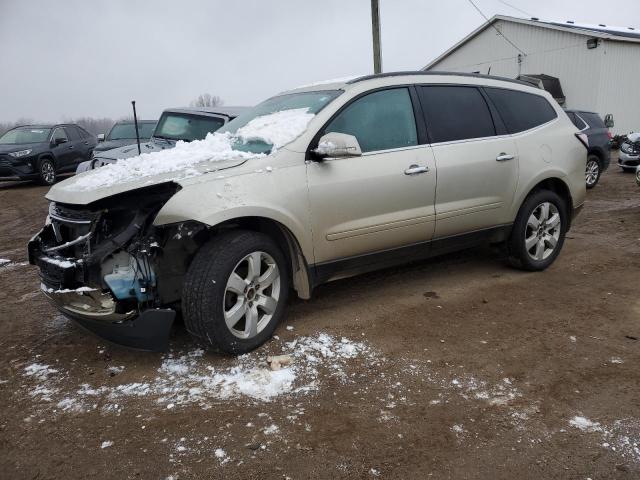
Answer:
496, 153, 514, 162
404, 164, 429, 175
68, 145, 74, 149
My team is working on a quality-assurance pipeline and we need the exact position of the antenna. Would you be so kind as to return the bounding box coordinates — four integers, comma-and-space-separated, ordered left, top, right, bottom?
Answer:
131, 100, 141, 155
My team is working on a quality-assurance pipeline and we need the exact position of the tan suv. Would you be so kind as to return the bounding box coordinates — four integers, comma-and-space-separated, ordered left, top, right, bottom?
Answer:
29, 72, 587, 353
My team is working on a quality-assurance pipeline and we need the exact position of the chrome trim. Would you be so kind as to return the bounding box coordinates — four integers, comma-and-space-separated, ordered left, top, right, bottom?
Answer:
43, 232, 92, 253
49, 212, 92, 225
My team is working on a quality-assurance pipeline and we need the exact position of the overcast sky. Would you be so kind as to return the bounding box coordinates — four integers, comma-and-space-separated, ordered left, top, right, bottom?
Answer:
1, 0, 637, 123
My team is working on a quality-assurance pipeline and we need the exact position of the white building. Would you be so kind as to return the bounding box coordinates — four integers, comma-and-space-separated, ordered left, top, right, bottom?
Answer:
423, 15, 640, 134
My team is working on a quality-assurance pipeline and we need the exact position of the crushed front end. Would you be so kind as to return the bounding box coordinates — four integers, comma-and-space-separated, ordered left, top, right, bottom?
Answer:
28, 183, 184, 351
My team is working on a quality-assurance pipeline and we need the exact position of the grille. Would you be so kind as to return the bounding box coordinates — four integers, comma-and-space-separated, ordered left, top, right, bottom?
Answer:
48, 202, 100, 252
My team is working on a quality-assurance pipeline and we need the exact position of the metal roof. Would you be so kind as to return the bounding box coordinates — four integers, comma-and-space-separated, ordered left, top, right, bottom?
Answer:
424, 15, 640, 70
163, 106, 250, 118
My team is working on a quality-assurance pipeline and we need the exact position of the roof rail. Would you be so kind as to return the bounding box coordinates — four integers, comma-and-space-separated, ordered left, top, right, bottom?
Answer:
346, 71, 533, 87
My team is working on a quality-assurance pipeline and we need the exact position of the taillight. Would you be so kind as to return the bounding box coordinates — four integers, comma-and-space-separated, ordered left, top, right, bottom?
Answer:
575, 132, 589, 149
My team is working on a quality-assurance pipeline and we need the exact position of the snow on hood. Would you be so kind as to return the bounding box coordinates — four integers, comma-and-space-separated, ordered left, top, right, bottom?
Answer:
58, 108, 315, 194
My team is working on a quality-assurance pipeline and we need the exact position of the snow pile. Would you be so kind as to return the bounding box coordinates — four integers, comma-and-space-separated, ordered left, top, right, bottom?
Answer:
21, 333, 375, 413
235, 108, 314, 149
0, 259, 9, 265
63, 108, 315, 192
569, 415, 602, 432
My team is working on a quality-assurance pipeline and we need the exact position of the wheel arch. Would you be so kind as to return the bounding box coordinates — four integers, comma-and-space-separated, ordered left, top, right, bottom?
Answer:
516, 176, 574, 228
208, 216, 312, 299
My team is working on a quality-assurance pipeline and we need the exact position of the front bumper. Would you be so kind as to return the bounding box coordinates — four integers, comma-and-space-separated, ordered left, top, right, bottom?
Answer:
618, 150, 640, 168
0, 156, 37, 179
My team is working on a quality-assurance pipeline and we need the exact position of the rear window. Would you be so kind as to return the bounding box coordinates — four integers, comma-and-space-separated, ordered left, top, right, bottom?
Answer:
579, 112, 605, 129
418, 86, 496, 143
485, 88, 557, 134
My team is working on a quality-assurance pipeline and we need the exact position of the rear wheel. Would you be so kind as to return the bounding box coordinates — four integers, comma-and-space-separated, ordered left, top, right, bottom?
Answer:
182, 230, 289, 354
585, 154, 601, 189
508, 190, 567, 271
37, 158, 56, 186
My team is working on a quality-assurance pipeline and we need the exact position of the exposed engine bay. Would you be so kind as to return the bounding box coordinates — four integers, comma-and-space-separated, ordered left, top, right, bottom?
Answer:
28, 182, 206, 350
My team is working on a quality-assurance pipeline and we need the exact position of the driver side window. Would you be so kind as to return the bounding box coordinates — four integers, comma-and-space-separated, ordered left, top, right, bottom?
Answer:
324, 88, 418, 153
51, 127, 68, 143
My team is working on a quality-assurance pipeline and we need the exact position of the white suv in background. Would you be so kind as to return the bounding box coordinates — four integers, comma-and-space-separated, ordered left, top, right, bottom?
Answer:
29, 72, 587, 354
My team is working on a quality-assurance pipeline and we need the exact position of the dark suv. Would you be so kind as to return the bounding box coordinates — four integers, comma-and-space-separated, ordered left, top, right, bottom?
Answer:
0, 124, 97, 185
565, 110, 611, 189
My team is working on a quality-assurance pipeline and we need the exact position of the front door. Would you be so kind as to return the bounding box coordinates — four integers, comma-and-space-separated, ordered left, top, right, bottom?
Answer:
50, 127, 75, 170
307, 87, 437, 271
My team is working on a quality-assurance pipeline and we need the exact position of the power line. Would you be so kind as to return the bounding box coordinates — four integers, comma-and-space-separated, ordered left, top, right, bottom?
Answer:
498, 0, 534, 18
466, 0, 527, 55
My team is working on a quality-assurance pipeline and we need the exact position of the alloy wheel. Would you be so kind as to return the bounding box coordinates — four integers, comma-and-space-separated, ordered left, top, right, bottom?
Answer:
41, 161, 55, 184
223, 251, 281, 339
525, 202, 561, 261
585, 159, 599, 187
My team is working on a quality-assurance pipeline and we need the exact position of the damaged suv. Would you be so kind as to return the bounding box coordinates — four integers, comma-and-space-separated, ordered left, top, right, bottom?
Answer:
29, 72, 587, 354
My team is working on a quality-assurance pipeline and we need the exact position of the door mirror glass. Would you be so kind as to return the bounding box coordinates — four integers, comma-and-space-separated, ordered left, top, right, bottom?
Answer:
97, 133, 105, 142
53, 136, 68, 146
314, 132, 362, 159
604, 114, 614, 128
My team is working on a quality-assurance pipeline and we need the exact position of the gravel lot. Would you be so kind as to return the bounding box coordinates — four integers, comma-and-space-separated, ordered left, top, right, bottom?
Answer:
1, 161, 639, 479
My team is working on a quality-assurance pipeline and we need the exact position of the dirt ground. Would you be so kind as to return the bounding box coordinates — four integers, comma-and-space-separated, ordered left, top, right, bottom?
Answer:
0, 161, 639, 480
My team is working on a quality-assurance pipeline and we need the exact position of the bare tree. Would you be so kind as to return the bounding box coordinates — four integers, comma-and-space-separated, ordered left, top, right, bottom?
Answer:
190, 93, 223, 108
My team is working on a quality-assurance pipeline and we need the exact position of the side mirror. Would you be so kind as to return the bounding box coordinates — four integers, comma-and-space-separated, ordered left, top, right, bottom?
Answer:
53, 137, 67, 146
604, 114, 614, 128
313, 132, 362, 159
97, 133, 105, 142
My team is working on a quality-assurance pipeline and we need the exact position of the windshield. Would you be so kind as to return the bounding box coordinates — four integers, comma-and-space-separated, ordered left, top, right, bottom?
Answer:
153, 113, 226, 142
108, 122, 156, 140
0, 127, 51, 145
218, 90, 342, 154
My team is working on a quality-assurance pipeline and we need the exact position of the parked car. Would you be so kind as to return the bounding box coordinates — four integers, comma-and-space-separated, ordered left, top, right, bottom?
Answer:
0, 124, 97, 185
565, 109, 611, 189
618, 132, 640, 172
76, 107, 247, 173
94, 120, 157, 153
29, 72, 586, 354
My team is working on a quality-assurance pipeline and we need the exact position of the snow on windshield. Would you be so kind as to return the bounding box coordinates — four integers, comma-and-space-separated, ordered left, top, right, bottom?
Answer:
63, 108, 314, 191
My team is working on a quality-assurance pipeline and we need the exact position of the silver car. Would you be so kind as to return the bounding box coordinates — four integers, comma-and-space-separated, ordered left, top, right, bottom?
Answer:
76, 106, 248, 173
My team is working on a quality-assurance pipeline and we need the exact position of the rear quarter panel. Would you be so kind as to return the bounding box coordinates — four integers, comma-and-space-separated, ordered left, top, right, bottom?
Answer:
509, 102, 586, 219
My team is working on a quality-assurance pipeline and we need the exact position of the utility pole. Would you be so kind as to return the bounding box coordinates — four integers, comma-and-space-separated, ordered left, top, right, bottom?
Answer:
371, 0, 382, 74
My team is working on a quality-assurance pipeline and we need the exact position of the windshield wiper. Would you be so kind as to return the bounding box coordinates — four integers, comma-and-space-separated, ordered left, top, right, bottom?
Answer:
152, 135, 175, 143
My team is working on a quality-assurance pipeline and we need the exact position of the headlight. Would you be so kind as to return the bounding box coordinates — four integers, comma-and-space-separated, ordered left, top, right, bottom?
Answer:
8, 149, 32, 158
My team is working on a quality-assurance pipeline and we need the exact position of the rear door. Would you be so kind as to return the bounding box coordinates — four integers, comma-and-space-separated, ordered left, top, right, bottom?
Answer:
307, 87, 437, 268
417, 85, 518, 238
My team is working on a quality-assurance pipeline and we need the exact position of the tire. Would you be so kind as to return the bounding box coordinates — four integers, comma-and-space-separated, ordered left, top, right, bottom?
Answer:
620, 166, 636, 173
508, 189, 567, 271
585, 154, 601, 189
37, 158, 56, 186
182, 230, 290, 354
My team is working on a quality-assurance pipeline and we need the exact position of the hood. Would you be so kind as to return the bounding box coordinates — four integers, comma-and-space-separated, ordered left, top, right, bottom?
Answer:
627, 132, 640, 143
46, 157, 248, 205
92, 138, 174, 161
94, 139, 150, 152
0, 142, 43, 154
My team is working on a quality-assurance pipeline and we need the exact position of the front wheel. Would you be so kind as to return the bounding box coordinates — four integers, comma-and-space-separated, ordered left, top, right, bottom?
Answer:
182, 230, 289, 354
585, 155, 601, 189
508, 190, 567, 271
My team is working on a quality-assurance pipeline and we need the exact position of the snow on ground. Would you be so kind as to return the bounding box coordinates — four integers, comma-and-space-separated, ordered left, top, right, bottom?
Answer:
0, 259, 28, 272
0, 259, 9, 265
63, 108, 315, 192
569, 416, 640, 463
21, 333, 376, 413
